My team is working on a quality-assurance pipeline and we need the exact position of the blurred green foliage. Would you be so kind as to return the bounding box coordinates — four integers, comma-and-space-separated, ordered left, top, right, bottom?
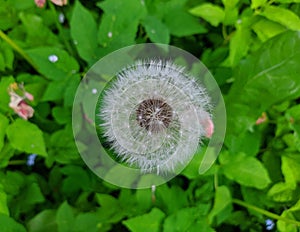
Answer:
0, 0, 300, 231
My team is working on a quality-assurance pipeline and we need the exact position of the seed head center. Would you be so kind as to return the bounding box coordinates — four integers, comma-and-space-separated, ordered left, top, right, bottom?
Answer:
136, 99, 173, 133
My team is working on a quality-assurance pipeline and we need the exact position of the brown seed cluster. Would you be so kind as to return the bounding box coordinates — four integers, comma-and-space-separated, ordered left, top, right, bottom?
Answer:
136, 99, 173, 133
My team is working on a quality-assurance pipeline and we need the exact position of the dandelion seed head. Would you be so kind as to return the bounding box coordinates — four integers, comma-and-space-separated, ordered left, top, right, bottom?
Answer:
99, 59, 212, 173
72, 43, 226, 188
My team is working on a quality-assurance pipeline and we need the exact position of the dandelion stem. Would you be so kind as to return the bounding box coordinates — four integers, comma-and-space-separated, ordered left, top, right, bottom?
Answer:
0, 30, 39, 71
232, 198, 300, 227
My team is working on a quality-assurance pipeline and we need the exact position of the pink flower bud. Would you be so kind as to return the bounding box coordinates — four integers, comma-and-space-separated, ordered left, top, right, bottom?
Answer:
17, 101, 34, 120
35, 0, 46, 8
51, 0, 67, 6
8, 83, 35, 120
205, 117, 214, 138
198, 110, 214, 138
256, 112, 267, 125
25, 92, 34, 101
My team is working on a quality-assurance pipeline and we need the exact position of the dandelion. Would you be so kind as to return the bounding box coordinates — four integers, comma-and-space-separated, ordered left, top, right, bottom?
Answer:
98, 60, 213, 174
8, 83, 34, 120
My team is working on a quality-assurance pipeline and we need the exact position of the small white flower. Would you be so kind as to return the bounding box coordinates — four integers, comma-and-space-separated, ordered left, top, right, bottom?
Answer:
99, 60, 213, 174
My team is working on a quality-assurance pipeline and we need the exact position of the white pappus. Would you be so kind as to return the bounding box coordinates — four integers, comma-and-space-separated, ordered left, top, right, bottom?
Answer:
99, 59, 213, 174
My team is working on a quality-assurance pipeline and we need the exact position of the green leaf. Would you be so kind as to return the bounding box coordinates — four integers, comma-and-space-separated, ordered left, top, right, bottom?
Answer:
135, 188, 153, 212
0, 114, 9, 152
6, 119, 47, 157
220, 152, 271, 189
286, 104, 300, 136
70, 1, 98, 64
0, 144, 15, 168
260, 5, 300, 31
0, 76, 14, 113
226, 31, 300, 136
123, 208, 165, 232
275, 0, 300, 2
96, 194, 125, 223
60, 165, 90, 197
12, 181, 45, 217
267, 182, 295, 202
0, 214, 26, 232
0, 41, 14, 70
0, 1, 18, 30
26, 47, 79, 81
142, 16, 170, 44
262, 151, 282, 183
8, 0, 35, 10
103, 165, 139, 189
277, 200, 300, 231
19, 12, 59, 47
156, 185, 188, 214
47, 125, 79, 164
282, 154, 300, 188
0, 53, 5, 71
56, 201, 75, 232
0, 185, 9, 216
252, 19, 287, 42
223, 5, 238, 25
74, 212, 102, 232
251, 0, 267, 9
27, 209, 58, 232
277, 210, 298, 232
42, 74, 79, 102
227, 130, 261, 157
182, 148, 207, 179
229, 24, 251, 66
164, 207, 214, 232
52, 107, 71, 125
225, 211, 250, 228
222, 0, 240, 8
42, 81, 65, 102
241, 186, 274, 216
208, 186, 232, 225
189, 3, 225, 27
97, 0, 146, 52
0, 171, 24, 195
63, 74, 80, 107
162, 0, 207, 36
222, 0, 239, 25
22, 182, 45, 205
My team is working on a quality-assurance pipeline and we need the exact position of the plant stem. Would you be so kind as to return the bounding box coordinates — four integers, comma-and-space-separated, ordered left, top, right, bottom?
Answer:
222, 24, 228, 41
214, 171, 219, 190
0, 30, 39, 71
232, 198, 300, 227
8, 160, 26, 165
49, 2, 74, 56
